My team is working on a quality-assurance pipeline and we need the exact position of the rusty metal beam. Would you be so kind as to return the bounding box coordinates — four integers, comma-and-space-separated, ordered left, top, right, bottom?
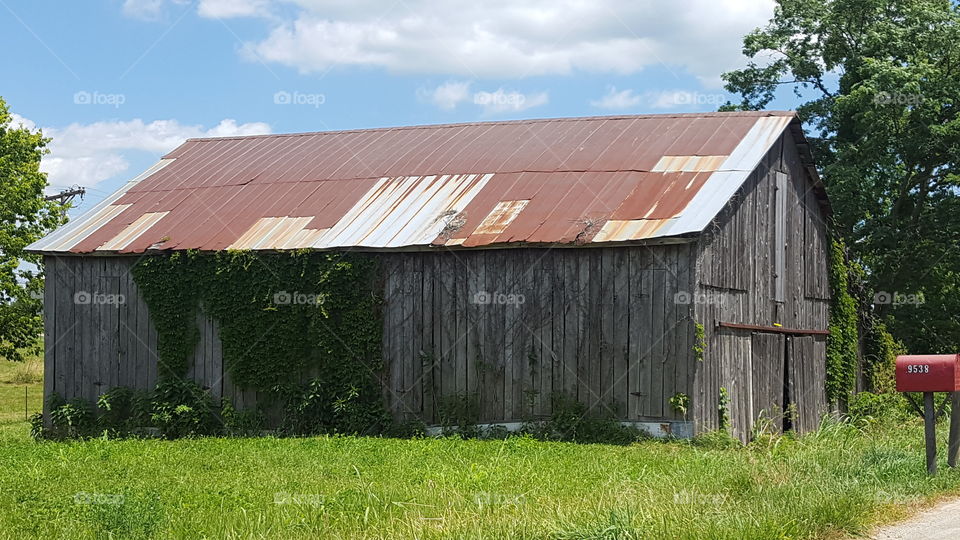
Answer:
716, 321, 829, 336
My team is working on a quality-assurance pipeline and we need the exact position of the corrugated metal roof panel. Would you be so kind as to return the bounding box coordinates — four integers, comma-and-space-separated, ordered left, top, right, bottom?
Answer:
97, 212, 170, 252
27, 112, 800, 254
651, 155, 728, 173
592, 219, 675, 242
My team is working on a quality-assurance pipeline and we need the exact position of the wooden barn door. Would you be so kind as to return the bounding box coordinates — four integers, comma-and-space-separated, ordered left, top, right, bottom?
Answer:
750, 332, 786, 434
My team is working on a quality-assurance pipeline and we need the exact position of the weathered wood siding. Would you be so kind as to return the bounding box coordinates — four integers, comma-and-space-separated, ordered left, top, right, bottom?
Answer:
692, 133, 830, 441
43, 244, 697, 427
380, 245, 696, 425
41, 256, 247, 410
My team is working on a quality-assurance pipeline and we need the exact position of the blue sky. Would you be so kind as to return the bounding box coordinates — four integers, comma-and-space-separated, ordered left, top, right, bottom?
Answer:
0, 0, 797, 214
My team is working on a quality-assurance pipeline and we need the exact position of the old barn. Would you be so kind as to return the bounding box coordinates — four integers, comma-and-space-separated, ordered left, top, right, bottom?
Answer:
28, 111, 831, 441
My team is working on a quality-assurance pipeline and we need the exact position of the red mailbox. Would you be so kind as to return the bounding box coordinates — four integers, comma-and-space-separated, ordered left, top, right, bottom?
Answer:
895, 354, 960, 392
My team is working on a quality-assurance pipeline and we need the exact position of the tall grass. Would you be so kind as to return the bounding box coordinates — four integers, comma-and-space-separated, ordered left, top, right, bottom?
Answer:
0, 415, 959, 539
0, 356, 43, 425
8, 356, 42, 385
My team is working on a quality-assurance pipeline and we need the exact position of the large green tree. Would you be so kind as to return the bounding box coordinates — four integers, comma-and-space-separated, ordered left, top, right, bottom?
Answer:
0, 98, 64, 361
723, 0, 960, 353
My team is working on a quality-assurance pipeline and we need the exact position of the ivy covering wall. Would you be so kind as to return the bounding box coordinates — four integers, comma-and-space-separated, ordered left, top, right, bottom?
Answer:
130, 250, 387, 434
826, 237, 859, 404
827, 235, 905, 403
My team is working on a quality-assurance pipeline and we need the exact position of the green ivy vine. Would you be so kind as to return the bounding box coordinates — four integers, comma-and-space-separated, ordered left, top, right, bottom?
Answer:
693, 322, 705, 362
132, 250, 386, 433
131, 251, 200, 379
826, 236, 859, 404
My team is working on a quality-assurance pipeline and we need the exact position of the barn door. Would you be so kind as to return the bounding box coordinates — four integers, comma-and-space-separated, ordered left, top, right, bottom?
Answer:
750, 332, 786, 434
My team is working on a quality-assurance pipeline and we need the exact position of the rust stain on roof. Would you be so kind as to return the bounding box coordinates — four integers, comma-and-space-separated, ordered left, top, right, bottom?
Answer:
474, 200, 530, 235
28, 111, 799, 254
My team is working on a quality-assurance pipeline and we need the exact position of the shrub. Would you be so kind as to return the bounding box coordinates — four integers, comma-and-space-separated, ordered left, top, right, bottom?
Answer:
221, 402, 265, 437
276, 378, 391, 437
524, 393, 645, 445
97, 387, 138, 436
847, 391, 913, 424
149, 379, 222, 439
436, 393, 482, 438
41, 393, 97, 439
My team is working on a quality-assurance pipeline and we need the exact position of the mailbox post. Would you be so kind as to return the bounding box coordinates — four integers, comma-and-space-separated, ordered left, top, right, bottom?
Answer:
895, 354, 960, 475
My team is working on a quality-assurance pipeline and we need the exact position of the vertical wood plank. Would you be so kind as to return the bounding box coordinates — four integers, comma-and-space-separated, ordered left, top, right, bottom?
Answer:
42, 256, 57, 415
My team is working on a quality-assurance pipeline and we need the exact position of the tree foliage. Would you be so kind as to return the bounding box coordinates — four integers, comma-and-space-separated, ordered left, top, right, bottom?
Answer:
723, 0, 960, 353
0, 97, 64, 361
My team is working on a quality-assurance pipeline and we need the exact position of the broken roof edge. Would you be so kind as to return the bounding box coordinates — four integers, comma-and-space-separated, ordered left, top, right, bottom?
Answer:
29, 232, 701, 257
25, 159, 175, 254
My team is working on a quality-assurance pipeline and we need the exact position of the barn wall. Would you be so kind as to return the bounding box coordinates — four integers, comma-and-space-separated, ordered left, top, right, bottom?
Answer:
43, 244, 697, 428
692, 133, 830, 441
41, 255, 262, 414
380, 245, 696, 426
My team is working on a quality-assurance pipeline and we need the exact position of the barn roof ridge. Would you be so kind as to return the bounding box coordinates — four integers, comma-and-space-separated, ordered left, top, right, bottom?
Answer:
180, 110, 797, 144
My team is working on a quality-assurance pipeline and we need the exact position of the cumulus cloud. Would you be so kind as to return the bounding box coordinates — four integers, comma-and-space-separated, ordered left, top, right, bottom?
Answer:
419, 81, 472, 110
214, 0, 774, 85
417, 82, 548, 114
591, 87, 643, 110
9, 115, 271, 190
120, 1, 773, 84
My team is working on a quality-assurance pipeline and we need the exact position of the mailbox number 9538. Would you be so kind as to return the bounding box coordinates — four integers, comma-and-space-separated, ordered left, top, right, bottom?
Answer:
906, 364, 931, 374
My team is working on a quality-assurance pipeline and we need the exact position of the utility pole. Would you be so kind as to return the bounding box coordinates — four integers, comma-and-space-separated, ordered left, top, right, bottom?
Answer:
44, 187, 85, 205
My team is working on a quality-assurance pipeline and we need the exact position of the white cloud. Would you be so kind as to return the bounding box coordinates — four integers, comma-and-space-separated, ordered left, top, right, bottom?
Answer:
122, 0, 190, 21
591, 87, 642, 110
645, 89, 730, 109
122, 0, 164, 21
419, 81, 472, 110
417, 82, 548, 114
473, 89, 548, 114
9, 115, 271, 190
8, 113, 37, 131
197, 0, 271, 19
219, 0, 774, 85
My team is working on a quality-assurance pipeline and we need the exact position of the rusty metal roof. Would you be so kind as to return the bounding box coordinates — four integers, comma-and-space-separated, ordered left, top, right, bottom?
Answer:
28, 111, 800, 254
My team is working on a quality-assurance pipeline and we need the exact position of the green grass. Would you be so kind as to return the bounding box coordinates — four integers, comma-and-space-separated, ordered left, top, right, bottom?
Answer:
0, 356, 43, 424
1, 362, 959, 538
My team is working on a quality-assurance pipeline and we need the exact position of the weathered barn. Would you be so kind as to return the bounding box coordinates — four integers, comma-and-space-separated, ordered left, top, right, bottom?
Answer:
28, 111, 830, 441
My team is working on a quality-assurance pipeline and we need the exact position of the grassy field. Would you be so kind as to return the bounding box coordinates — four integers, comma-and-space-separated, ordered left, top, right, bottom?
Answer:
1, 360, 959, 539
0, 355, 43, 424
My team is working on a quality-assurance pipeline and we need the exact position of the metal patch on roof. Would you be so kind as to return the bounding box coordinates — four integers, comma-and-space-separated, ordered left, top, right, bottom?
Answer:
97, 212, 169, 252
315, 173, 493, 249
591, 219, 675, 242
474, 200, 529, 235
657, 115, 794, 239
44, 204, 131, 252
651, 155, 727, 173
229, 216, 329, 250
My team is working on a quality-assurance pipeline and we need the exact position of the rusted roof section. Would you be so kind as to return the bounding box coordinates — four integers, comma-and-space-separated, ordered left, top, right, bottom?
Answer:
28, 111, 800, 254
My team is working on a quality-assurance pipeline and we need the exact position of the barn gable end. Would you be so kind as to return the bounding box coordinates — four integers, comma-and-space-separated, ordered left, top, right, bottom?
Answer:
692, 131, 830, 441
